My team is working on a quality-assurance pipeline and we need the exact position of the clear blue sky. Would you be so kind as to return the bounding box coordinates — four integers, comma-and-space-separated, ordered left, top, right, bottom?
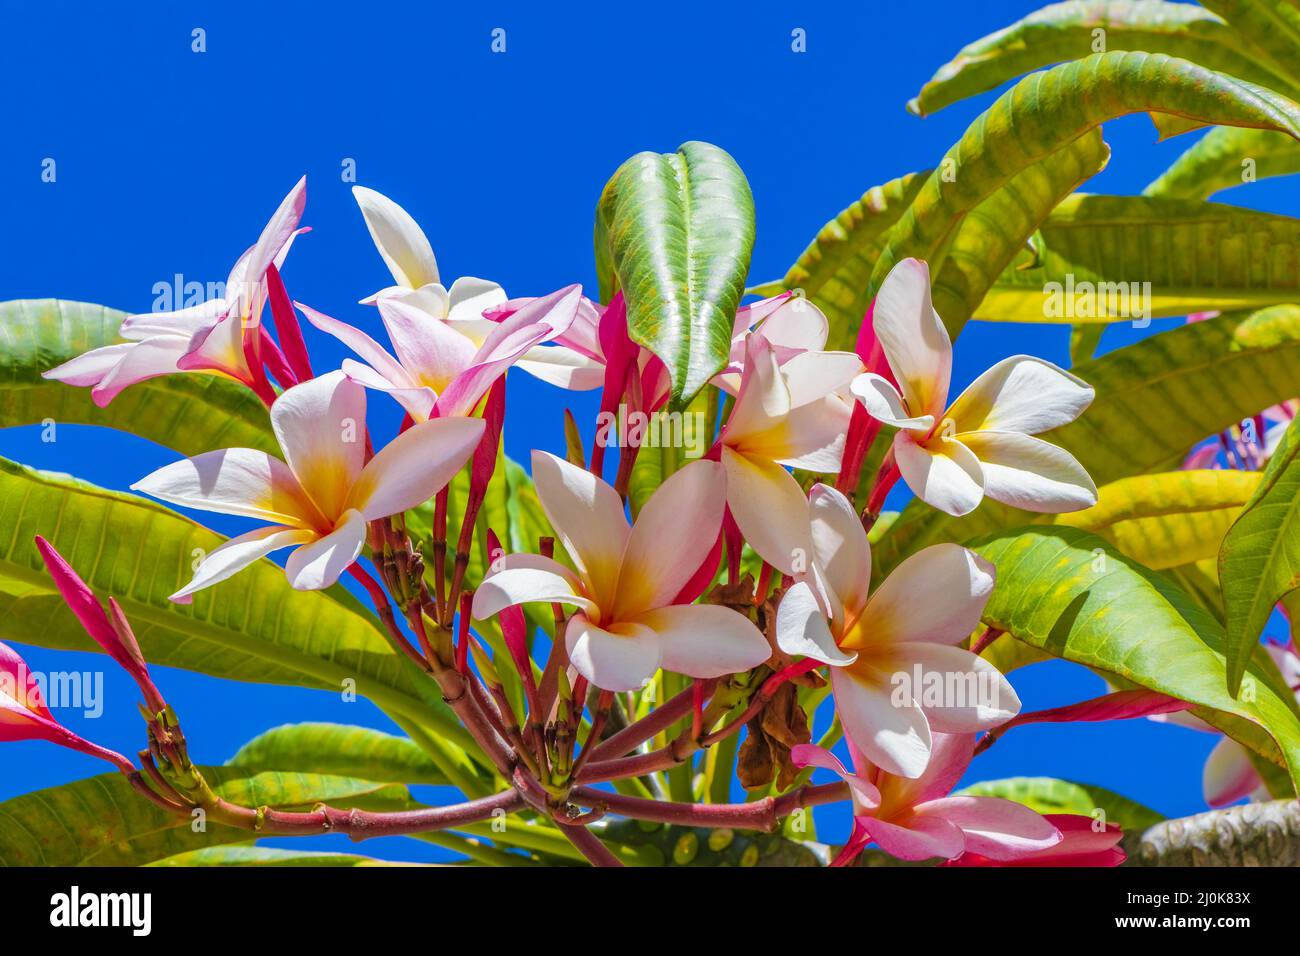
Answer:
3, 0, 1294, 861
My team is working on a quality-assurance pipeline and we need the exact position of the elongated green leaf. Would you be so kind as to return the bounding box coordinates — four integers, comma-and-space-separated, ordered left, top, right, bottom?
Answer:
228, 722, 448, 786
0, 769, 411, 866
1221, 416, 1300, 693
957, 776, 1165, 832
1146, 127, 1300, 198
626, 387, 713, 517
872, 51, 1300, 334
1198, 0, 1300, 89
930, 132, 1112, 332
751, 172, 928, 352
875, 307, 1300, 575
973, 527, 1300, 792
975, 195, 1300, 322
910, 0, 1300, 117
596, 142, 755, 406
0, 457, 481, 767
148, 846, 418, 867
1055, 470, 1261, 569
0, 299, 276, 455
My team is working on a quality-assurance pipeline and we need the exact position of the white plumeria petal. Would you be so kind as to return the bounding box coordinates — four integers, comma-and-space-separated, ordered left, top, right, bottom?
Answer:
613, 459, 725, 619
42, 343, 136, 388
947, 355, 1093, 436
808, 483, 872, 619
789, 744, 881, 810
894, 432, 986, 517
850, 373, 934, 431
891, 642, 1021, 732
472, 567, 597, 620
531, 451, 629, 608
271, 371, 368, 520
132, 447, 319, 528
241, 177, 307, 302
170, 525, 313, 603
446, 276, 509, 320
353, 185, 440, 290
634, 604, 770, 679
959, 430, 1098, 513
850, 543, 994, 649
721, 447, 812, 575
774, 394, 854, 473
93, 337, 196, 407
514, 348, 606, 391
348, 416, 484, 521
565, 615, 662, 692
830, 665, 933, 778
775, 581, 857, 665
781, 350, 863, 408
872, 257, 952, 420
285, 509, 367, 590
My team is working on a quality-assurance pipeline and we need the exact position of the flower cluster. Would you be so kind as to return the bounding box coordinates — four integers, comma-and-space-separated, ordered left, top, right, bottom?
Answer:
25, 176, 1130, 867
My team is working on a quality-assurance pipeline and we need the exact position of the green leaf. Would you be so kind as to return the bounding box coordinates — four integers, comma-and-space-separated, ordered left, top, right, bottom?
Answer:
148, 846, 416, 867
1198, 0, 1300, 90
228, 722, 448, 786
972, 527, 1300, 793
974, 195, 1300, 322
874, 306, 1300, 576
626, 387, 713, 517
909, 0, 1300, 117
0, 299, 277, 455
1054, 470, 1262, 570
752, 172, 928, 352
596, 142, 755, 406
956, 776, 1165, 832
1145, 127, 1300, 199
0, 769, 411, 866
1221, 415, 1300, 694
929, 132, 1112, 333
871, 51, 1300, 332
0, 457, 481, 765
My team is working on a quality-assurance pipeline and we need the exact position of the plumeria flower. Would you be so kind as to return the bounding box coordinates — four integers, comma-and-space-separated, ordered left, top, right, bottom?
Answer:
719, 334, 861, 573
44, 177, 307, 406
299, 284, 584, 421
712, 292, 832, 395
472, 452, 770, 692
793, 734, 1061, 864
943, 814, 1125, 867
0, 642, 133, 772
775, 483, 1017, 777
850, 257, 1097, 517
351, 185, 602, 392
133, 370, 483, 600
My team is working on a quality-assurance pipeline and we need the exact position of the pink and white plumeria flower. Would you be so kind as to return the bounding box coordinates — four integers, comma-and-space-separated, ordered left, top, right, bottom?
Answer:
351, 185, 602, 393
472, 452, 770, 692
300, 284, 585, 421
0, 642, 133, 772
793, 734, 1061, 864
776, 483, 1017, 777
133, 371, 484, 600
719, 334, 861, 573
44, 177, 307, 406
850, 257, 1097, 517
